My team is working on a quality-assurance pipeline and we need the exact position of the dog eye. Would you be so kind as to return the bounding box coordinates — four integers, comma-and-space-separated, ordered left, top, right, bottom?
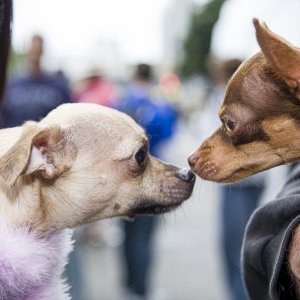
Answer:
135, 146, 146, 165
224, 119, 236, 132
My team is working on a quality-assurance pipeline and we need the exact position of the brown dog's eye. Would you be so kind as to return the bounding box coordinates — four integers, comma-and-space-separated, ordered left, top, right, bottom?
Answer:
224, 119, 236, 133
135, 146, 146, 166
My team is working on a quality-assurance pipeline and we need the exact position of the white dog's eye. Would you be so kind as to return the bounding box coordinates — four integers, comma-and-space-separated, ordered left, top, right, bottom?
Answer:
135, 146, 146, 166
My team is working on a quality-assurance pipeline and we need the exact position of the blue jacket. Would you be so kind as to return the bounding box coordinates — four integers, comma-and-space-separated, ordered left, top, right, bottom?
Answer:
116, 84, 178, 157
2, 72, 71, 128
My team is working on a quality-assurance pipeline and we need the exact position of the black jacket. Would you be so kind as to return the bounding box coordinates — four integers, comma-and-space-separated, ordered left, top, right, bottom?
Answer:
243, 164, 300, 299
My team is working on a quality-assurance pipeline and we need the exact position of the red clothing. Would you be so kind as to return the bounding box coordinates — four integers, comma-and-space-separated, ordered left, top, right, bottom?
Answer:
73, 76, 118, 107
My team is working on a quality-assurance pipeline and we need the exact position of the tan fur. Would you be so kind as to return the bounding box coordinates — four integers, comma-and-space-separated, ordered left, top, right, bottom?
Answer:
0, 103, 194, 233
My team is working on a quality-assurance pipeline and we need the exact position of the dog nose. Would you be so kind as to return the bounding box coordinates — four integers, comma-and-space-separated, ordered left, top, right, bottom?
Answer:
175, 168, 195, 183
188, 153, 198, 167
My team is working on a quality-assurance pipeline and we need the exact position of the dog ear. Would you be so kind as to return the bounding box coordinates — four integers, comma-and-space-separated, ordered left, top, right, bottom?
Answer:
0, 124, 75, 187
253, 18, 300, 98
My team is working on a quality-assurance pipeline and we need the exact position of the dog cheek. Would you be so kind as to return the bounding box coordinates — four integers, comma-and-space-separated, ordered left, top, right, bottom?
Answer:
136, 168, 166, 200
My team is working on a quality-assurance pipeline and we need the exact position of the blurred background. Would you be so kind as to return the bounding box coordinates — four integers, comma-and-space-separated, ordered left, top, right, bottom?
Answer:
3, 0, 300, 299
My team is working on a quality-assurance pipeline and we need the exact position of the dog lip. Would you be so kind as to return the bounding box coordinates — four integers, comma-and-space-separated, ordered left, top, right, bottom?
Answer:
200, 163, 261, 183
193, 160, 219, 181
128, 200, 183, 217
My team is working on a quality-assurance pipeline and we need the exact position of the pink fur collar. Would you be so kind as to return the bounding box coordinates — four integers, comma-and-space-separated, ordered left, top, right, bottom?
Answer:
0, 221, 73, 299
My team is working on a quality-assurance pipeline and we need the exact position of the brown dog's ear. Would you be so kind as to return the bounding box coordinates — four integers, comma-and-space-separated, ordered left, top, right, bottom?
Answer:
253, 18, 300, 98
0, 124, 75, 187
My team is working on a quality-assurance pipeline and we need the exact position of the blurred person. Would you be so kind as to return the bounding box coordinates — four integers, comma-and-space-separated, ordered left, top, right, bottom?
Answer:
158, 72, 183, 107
115, 63, 178, 300
72, 70, 119, 107
2, 35, 71, 127
1, 34, 84, 300
206, 57, 266, 300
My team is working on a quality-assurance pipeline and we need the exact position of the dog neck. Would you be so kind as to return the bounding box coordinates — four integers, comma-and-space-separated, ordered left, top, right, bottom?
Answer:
0, 176, 47, 230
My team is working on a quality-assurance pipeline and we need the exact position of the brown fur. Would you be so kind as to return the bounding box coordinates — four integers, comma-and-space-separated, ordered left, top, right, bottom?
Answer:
188, 19, 300, 296
189, 20, 300, 182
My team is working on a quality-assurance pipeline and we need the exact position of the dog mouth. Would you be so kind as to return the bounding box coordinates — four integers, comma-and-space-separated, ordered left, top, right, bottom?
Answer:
198, 159, 271, 183
127, 200, 183, 218
126, 169, 195, 218
196, 162, 254, 183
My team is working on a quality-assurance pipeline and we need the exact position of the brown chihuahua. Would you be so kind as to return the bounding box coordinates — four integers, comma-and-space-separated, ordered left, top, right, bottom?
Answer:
188, 19, 300, 296
188, 19, 300, 183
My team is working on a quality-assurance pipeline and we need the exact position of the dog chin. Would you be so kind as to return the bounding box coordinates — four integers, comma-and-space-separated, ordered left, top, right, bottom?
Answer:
200, 170, 250, 183
126, 199, 184, 219
205, 168, 260, 183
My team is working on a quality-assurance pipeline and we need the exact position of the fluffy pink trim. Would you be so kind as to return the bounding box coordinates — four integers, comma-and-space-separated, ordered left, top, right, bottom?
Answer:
0, 221, 73, 299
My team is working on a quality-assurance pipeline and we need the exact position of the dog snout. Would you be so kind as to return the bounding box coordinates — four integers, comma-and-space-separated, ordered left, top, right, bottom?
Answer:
175, 168, 195, 183
188, 153, 198, 168
188, 140, 213, 168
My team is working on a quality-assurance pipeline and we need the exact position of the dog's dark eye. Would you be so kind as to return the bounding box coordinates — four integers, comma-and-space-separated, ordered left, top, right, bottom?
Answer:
135, 146, 146, 165
224, 119, 236, 133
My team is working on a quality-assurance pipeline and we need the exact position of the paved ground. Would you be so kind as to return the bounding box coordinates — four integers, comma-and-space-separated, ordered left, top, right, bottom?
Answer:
73, 120, 287, 300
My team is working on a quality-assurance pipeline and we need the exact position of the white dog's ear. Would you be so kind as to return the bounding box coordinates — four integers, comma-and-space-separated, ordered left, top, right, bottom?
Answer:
0, 124, 76, 187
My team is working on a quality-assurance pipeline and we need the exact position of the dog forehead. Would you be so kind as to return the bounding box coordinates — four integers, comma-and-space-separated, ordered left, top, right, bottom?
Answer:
225, 54, 262, 100
43, 103, 124, 123
223, 53, 281, 113
220, 101, 256, 121
40, 103, 147, 160
41, 103, 145, 135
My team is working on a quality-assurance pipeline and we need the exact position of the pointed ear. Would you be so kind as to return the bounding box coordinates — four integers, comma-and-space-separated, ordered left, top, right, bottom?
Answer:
253, 18, 300, 98
0, 124, 75, 187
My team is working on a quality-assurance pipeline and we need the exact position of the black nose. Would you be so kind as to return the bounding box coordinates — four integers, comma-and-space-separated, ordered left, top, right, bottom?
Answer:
175, 168, 195, 183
